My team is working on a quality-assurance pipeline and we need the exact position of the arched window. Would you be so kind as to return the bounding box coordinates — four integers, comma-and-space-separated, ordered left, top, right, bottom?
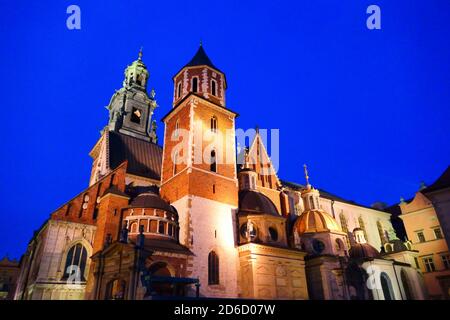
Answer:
268, 227, 278, 241
211, 80, 217, 96
130, 222, 138, 233
146, 262, 172, 297
380, 272, 395, 300
358, 216, 367, 239
400, 269, 414, 300
210, 116, 217, 133
208, 251, 219, 285
106, 279, 126, 300
62, 243, 88, 281
210, 150, 217, 172
177, 82, 182, 98
377, 221, 386, 245
335, 238, 345, 251
192, 77, 198, 93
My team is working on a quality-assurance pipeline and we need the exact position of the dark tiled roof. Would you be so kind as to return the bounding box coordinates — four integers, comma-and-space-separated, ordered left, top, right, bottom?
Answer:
129, 192, 175, 213
349, 243, 380, 259
109, 131, 162, 181
281, 180, 359, 206
103, 185, 129, 198
422, 166, 450, 193
239, 190, 279, 216
184, 45, 220, 72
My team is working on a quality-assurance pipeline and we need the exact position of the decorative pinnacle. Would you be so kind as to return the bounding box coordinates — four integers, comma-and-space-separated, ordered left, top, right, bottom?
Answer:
243, 147, 250, 169
199, 39, 203, 47
138, 47, 143, 60
303, 164, 311, 188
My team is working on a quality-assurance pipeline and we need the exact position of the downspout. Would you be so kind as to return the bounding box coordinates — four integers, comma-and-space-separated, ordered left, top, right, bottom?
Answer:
331, 200, 336, 219
392, 263, 404, 300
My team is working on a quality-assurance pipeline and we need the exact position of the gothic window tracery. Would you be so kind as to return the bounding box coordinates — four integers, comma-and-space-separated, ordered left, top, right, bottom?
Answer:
62, 243, 88, 282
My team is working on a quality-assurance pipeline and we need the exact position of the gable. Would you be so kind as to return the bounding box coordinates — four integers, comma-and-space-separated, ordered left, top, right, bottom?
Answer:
51, 162, 128, 225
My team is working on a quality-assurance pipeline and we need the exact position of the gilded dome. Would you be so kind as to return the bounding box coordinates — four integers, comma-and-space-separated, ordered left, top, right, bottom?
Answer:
294, 209, 341, 234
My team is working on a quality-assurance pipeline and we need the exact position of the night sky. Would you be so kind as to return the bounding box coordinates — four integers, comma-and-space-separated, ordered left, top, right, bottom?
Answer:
1, 1, 449, 259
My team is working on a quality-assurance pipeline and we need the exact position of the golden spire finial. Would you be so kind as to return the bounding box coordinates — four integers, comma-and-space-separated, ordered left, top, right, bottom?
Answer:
303, 164, 311, 188
138, 47, 143, 60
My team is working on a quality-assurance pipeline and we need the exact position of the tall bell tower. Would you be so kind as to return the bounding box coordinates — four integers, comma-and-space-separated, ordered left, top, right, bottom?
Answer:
160, 44, 239, 297
107, 49, 158, 142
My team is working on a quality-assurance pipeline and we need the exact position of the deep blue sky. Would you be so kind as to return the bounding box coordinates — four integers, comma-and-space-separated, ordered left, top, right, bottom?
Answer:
1, 1, 449, 259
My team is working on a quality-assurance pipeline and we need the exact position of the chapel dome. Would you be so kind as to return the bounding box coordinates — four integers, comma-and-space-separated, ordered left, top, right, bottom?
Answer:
349, 243, 381, 259
239, 190, 279, 216
294, 209, 341, 234
129, 192, 174, 213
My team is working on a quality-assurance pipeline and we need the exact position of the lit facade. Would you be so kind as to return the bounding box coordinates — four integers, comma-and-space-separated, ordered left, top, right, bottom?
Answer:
14, 46, 427, 300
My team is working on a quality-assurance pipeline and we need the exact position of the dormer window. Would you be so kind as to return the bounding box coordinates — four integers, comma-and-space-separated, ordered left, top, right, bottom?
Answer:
211, 79, 217, 96
192, 77, 198, 93
131, 107, 142, 124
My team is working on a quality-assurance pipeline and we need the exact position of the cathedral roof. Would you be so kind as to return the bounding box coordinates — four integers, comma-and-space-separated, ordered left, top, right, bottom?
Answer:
108, 131, 162, 181
239, 190, 280, 216
129, 192, 175, 213
422, 165, 450, 193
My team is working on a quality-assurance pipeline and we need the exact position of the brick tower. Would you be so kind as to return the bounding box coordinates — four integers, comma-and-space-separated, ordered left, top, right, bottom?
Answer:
160, 44, 240, 297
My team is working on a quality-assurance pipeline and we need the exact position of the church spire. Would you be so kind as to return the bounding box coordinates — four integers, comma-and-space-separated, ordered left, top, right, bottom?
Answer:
106, 52, 158, 142
303, 164, 311, 189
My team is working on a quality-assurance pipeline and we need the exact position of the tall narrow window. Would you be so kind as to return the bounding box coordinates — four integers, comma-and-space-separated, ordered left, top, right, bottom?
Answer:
339, 213, 348, 233
158, 221, 166, 234
65, 203, 72, 216
358, 216, 367, 239
173, 153, 178, 175
210, 116, 217, 133
441, 254, 450, 269
210, 150, 217, 172
177, 82, 182, 98
211, 80, 217, 96
174, 120, 179, 138
377, 221, 386, 244
192, 77, 198, 93
62, 244, 88, 281
208, 251, 219, 285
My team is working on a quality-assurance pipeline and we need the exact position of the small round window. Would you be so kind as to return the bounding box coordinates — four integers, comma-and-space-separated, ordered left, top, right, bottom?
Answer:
268, 227, 278, 241
312, 239, 326, 254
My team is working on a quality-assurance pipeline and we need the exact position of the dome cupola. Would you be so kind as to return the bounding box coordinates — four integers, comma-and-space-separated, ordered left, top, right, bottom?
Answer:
123, 48, 149, 90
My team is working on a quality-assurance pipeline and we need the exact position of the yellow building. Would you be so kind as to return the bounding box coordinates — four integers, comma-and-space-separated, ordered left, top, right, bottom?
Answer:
400, 184, 450, 299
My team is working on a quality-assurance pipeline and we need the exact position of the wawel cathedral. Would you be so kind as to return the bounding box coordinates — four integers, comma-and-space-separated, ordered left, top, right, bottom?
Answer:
13, 46, 427, 300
